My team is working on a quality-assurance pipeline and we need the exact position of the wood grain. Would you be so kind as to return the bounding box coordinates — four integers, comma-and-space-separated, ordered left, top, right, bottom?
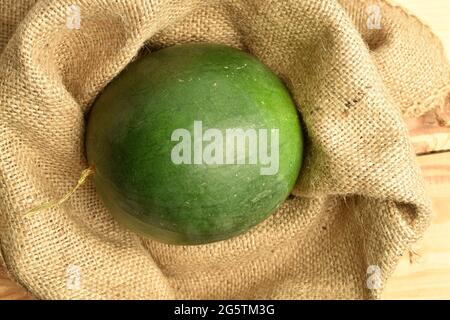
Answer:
408, 110, 450, 154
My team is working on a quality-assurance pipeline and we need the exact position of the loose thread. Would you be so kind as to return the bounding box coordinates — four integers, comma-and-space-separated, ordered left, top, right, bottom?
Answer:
24, 166, 96, 217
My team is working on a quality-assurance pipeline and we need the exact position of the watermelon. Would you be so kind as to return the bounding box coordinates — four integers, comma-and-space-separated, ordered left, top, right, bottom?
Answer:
86, 43, 303, 245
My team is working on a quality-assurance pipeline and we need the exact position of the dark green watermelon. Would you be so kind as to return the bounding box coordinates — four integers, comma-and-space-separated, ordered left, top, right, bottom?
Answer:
86, 43, 303, 245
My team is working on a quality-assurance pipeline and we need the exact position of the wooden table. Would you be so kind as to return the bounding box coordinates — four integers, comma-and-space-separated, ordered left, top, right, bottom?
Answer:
1, 0, 449, 301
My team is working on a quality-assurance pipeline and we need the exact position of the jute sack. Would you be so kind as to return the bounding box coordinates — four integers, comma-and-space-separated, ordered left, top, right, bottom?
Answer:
0, 0, 448, 299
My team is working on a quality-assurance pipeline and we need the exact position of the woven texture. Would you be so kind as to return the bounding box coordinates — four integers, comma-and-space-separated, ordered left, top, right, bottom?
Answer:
0, 0, 448, 299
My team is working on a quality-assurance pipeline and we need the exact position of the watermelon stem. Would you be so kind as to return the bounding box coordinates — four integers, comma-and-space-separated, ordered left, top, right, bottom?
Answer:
24, 166, 96, 217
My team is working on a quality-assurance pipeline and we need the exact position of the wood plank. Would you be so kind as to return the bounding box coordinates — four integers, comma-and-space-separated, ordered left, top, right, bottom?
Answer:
408, 110, 450, 155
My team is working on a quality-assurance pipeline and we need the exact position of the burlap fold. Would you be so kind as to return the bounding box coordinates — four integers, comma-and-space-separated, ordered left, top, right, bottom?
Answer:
1, 0, 448, 299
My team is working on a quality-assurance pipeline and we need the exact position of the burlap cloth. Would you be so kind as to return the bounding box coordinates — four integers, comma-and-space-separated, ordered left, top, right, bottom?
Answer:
0, 0, 449, 300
